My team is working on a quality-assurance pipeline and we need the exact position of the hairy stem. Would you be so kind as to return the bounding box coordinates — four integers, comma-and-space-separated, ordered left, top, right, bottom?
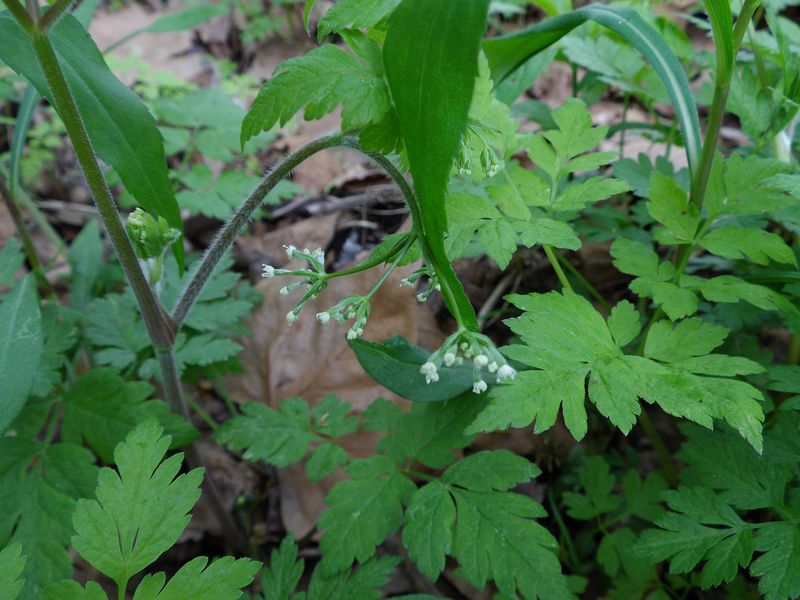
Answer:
30, 31, 175, 350
173, 134, 421, 328
38, 0, 77, 31
1, 0, 35, 31
543, 244, 572, 291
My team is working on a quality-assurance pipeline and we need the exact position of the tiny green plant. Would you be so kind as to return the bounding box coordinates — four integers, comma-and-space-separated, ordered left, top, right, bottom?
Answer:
0, 0, 799, 598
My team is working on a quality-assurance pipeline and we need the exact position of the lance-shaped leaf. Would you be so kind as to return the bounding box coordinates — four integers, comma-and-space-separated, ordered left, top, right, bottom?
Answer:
0, 13, 184, 268
383, 0, 490, 330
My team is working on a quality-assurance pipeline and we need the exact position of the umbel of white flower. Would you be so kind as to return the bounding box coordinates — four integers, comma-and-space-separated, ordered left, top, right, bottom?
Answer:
418, 329, 516, 394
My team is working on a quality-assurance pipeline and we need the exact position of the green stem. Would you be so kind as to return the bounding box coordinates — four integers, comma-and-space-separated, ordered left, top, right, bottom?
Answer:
543, 244, 572, 291
556, 249, 610, 309
689, 0, 760, 209
1, 0, 35, 32
547, 490, 580, 573
38, 0, 76, 32
29, 31, 175, 351
364, 237, 413, 300
0, 176, 55, 297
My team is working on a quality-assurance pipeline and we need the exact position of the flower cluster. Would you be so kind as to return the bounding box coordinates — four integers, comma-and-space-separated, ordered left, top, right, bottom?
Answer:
419, 329, 516, 394
400, 266, 440, 303
454, 122, 502, 178
316, 294, 371, 340
262, 245, 329, 325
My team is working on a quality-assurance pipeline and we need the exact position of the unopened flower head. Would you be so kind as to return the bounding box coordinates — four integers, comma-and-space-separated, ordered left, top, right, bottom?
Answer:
473, 379, 488, 394
497, 364, 517, 382
420, 361, 439, 384
488, 361, 498, 373
474, 354, 489, 368
283, 244, 298, 258
286, 310, 298, 325
262, 265, 276, 278
316, 312, 331, 324
480, 146, 499, 177
443, 352, 456, 367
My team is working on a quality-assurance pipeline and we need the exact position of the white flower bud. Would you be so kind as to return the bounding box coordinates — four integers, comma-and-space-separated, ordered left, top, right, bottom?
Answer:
420, 361, 439, 384
279, 286, 291, 296
286, 311, 298, 325
316, 312, 330, 324
283, 244, 297, 257
497, 364, 517, 382
474, 354, 489, 368
443, 352, 456, 367
488, 361, 498, 373
473, 379, 488, 394
262, 265, 276, 278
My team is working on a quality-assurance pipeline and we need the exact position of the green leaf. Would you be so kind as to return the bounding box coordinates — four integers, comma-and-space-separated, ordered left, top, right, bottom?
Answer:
0, 542, 25, 600
318, 455, 415, 573
67, 220, 104, 311
0, 440, 98, 598
259, 537, 304, 600
608, 300, 641, 347
0, 275, 43, 434
71, 422, 203, 589
306, 556, 401, 600
471, 291, 764, 449
751, 522, 800, 600
403, 451, 570, 599
350, 335, 473, 402
0, 14, 184, 268
306, 443, 348, 481
317, 0, 400, 39
85, 294, 150, 370
383, 0, 489, 330
647, 171, 699, 243
563, 456, 620, 520
132, 556, 260, 600
61, 368, 197, 463
699, 226, 797, 266
213, 398, 314, 466
241, 44, 390, 145
0, 238, 24, 286
44, 581, 107, 600
683, 274, 798, 316
702, 0, 734, 86
483, 3, 702, 175
379, 398, 483, 470
636, 487, 753, 589
402, 481, 454, 579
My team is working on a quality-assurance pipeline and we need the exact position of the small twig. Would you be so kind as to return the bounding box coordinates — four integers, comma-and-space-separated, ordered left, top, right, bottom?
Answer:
477, 271, 515, 329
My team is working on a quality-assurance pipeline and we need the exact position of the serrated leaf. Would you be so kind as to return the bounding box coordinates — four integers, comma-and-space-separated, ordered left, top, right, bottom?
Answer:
259, 537, 304, 600
71, 422, 203, 589
317, 0, 400, 39
318, 455, 415, 573
751, 522, 800, 600
443, 450, 541, 491
472, 291, 764, 448
608, 300, 641, 347
0, 542, 25, 600
307, 555, 401, 600
402, 481, 454, 579
699, 226, 797, 266
241, 44, 390, 145
563, 456, 620, 520
67, 220, 104, 312
44, 580, 107, 600
0, 275, 42, 434
86, 293, 150, 370
380, 397, 485, 469
647, 171, 699, 243
306, 443, 348, 481
0, 440, 98, 598
0, 238, 25, 287
684, 274, 798, 315
214, 398, 314, 466
0, 14, 184, 267
636, 487, 753, 589
61, 368, 197, 463
132, 556, 260, 600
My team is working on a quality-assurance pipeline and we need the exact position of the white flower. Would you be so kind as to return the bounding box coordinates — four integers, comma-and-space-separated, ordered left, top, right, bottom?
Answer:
443, 352, 456, 367
488, 361, 498, 373
416, 292, 426, 302
497, 364, 517, 382
262, 265, 276, 278
283, 244, 297, 257
312, 247, 325, 264
316, 312, 331, 324
279, 286, 291, 296
420, 361, 439, 384
346, 328, 358, 340
286, 311, 298, 325
473, 379, 488, 394
474, 354, 489, 368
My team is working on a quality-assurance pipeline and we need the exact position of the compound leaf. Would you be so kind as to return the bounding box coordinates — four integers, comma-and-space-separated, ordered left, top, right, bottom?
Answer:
71, 422, 203, 589
132, 556, 260, 600
0, 542, 25, 600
